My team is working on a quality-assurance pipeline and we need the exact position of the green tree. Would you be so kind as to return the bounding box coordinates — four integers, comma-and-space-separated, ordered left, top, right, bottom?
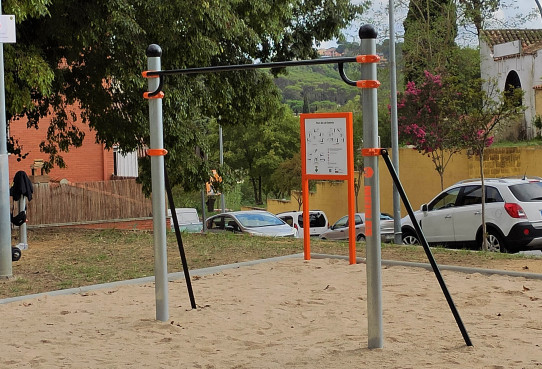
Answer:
456, 79, 525, 251
7, 0, 366, 191
457, 0, 500, 36
216, 102, 300, 205
402, 0, 458, 85
270, 153, 304, 210
396, 71, 463, 190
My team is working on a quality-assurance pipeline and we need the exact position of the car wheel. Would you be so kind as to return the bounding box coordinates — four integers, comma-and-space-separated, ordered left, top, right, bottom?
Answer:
356, 234, 366, 242
402, 231, 420, 245
484, 230, 507, 253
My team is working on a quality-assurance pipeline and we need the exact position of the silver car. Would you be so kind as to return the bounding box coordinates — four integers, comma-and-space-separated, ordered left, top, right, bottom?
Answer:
206, 210, 297, 237
319, 213, 395, 242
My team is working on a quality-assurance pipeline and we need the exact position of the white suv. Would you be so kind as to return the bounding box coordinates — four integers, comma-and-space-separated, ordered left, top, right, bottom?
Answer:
276, 210, 329, 238
401, 177, 542, 253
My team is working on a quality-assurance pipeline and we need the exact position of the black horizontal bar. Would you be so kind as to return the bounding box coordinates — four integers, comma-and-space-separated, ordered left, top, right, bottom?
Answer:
145, 56, 359, 77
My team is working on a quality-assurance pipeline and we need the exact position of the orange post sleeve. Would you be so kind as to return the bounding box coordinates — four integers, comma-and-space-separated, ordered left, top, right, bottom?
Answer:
356, 54, 381, 63
356, 80, 381, 89
143, 91, 165, 99
146, 149, 168, 157
141, 71, 159, 78
361, 148, 382, 157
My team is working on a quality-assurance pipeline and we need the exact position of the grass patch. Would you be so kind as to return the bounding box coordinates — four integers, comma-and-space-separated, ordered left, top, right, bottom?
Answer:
0, 228, 540, 300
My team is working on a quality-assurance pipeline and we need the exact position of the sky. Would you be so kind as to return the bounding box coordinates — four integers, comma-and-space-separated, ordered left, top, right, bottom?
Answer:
319, 0, 542, 48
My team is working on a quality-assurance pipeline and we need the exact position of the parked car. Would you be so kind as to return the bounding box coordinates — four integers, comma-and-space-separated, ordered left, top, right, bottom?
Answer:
168, 208, 203, 233
319, 213, 395, 242
276, 210, 329, 238
401, 177, 542, 253
205, 210, 297, 237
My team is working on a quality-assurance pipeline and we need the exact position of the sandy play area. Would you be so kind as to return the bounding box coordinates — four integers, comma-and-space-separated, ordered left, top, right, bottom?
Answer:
0, 257, 541, 368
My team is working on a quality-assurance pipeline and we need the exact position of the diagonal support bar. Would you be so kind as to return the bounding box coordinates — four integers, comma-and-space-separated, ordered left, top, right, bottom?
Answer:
378, 148, 473, 347
164, 163, 197, 309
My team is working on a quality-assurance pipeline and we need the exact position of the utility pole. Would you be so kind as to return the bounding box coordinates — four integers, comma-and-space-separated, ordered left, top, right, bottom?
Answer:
0, 1, 13, 278
389, 0, 402, 244
219, 125, 225, 212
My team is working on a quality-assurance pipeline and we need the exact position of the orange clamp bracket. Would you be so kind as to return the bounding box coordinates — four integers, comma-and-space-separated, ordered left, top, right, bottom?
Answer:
356, 55, 381, 63
142, 71, 159, 78
361, 148, 382, 157
356, 80, 381, 89
143, 91, 165, 99
146, 149, 168, 157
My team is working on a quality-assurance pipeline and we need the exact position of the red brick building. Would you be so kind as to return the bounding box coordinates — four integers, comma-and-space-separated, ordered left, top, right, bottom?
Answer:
8, 108, 115, 183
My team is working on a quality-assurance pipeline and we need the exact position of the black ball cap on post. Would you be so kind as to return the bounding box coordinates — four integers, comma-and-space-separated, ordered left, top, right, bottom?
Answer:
359, 25, 377, 39
146, 44, 162, 57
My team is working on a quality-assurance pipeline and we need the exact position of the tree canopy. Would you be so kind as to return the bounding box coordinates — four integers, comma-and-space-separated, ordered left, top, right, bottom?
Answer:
6, 0, 366, 191
402, 0, 458, 84
396, 70, 463, 189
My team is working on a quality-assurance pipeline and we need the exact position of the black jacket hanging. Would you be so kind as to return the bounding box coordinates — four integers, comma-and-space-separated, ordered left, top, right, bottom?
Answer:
10, 170, 33, 201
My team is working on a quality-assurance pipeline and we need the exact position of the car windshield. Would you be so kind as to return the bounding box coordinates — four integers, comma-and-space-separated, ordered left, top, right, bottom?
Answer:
508, 182, 542, 202
235, 213, 284, 228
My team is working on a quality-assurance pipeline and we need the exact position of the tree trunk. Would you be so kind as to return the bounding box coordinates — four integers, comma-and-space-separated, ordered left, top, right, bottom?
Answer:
294, 192, 303, 211
480, 150, 488, 251
251, 177, 259, 204
257, 176, 263, 205
354, 169, 363, 213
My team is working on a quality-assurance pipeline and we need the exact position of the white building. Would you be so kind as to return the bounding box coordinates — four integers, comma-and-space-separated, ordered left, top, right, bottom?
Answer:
480, 29, 542, 139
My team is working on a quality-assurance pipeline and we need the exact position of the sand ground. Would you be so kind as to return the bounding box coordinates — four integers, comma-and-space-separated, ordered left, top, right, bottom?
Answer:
1, 257, 541, 368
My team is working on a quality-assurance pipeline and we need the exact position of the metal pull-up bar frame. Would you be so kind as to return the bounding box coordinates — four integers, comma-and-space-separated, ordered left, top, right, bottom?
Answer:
142, 33, 385, 351
142, 24, 470, 350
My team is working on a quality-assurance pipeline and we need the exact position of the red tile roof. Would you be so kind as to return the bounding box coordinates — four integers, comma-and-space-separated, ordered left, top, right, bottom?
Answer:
480, 29, 542, 54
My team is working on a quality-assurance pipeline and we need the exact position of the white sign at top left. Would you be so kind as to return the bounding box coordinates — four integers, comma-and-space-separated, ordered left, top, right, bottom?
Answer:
0, 15, 16, 43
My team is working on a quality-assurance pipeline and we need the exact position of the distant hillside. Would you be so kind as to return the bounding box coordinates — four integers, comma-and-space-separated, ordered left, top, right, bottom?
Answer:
274, 41, 404, 114
274, 64, 359, 113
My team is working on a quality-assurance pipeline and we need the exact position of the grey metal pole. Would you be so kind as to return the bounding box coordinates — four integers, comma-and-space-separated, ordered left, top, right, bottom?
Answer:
219, 125, 225, 212
18, 196, 27, 250
201, 187, 207, 231
146, 44, 169, 322
360, 24, 383, 349
0, 0, 12, 278
389, 0, 402, 244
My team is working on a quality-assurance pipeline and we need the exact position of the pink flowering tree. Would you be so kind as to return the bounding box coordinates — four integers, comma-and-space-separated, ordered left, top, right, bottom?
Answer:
396, 71, 463, 190
456, 79, 524, 250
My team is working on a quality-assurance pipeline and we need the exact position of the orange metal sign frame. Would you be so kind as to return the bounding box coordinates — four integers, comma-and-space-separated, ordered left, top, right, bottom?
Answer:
300, 112, 356, 264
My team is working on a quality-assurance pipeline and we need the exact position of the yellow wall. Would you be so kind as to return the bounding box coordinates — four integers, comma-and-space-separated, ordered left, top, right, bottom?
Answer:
267, 146, 542, 224
536, 89, 542, 116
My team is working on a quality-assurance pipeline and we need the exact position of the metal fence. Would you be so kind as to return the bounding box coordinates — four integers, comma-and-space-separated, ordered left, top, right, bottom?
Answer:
21, 179, 152, 226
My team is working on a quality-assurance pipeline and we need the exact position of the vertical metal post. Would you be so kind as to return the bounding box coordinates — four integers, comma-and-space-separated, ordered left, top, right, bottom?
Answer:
18, 197, 27, 250
389, 0, 402, 244
219, 125, 225, 212
201, 187, 207, 232
0, 0, 12, 278
360, 25, 383, 349
146, 44, 169, 322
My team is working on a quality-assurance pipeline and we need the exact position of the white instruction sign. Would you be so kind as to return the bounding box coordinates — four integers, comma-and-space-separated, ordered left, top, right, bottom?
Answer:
0, 15, 16, 43
304, 116, 347, 175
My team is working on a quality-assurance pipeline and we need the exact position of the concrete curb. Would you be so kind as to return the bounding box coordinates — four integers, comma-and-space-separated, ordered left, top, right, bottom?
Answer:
2, 252, 541, 305
311, 253, 542, 280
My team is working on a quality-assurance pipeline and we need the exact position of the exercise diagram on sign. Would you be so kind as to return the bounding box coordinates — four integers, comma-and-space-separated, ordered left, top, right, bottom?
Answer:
304, 117, 347, 175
